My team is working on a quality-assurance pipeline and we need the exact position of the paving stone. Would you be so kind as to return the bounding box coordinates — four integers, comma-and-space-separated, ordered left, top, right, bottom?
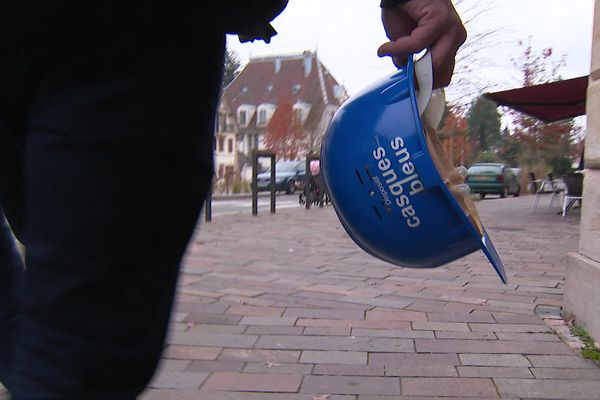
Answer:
170, 312, 189, 322
168, 331, 258, 348
351, 328, 434, 339
369, 353, 459, 367
401, 377, 498, 398
469, 323, 551, 333
139, 389, 202, 400
303, 327, 352, 336
434, 331, 496, 340
202, 372, 303, 392
313, 364, 385, 376
186, 360, 245, 373
365, 309, 427, 322
243, 362, 314, 375
239, 316, 298, 326
530, 368, 600, 379
385, 366, 458, 377
415, 339, 573, 355
219, 349, 300, 363
296, 318, 411, 330
492, 312, 543, 324
426, 311, 495, 323
256, 335, 414, 352
193, 392, 356, 400
225, 304, 285, 317
244, 325, 304, 335
301, 376, 400, 395
149, 371, 209, 390
495, 332, 561, 341
336, 296, 412, 309
186, 313, 243, 325
457, 366, 533, 378
357, 396, 495, 400
459, 353, 531, 367
155, 359, 191, 372
163, 345, 222, 361
495, 378, 600, 399
189, 324, 246, 334
526, 355, 599, 368
283, 308, 366, 320
412, 321, 470, 332
300, 350, 367, 365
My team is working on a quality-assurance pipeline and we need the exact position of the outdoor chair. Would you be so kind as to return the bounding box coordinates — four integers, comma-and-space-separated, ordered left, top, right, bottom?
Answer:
530, 174, 565, 214
562, 172, 583, 217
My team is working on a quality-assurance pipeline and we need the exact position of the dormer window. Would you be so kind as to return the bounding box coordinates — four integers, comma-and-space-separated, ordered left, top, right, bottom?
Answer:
258, 109, 267, 125
257, 103, 276, 126
293, 101, 311, 123
237, 104, 256, 127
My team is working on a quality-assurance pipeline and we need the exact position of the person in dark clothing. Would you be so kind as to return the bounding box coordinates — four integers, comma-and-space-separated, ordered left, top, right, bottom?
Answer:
0, 0, 465, 398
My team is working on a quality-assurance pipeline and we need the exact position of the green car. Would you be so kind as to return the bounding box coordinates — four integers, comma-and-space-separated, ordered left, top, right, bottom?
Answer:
466, 163, 521, 199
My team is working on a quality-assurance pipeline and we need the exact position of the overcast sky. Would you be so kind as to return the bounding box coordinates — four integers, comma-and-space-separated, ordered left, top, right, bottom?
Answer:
226, 0, 594, 105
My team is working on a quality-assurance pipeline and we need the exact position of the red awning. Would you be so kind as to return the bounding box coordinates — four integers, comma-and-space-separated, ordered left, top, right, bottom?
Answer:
484, 75, 588, 123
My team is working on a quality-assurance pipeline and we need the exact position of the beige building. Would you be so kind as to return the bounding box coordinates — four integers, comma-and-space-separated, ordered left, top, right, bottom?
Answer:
564, 1, 600, 342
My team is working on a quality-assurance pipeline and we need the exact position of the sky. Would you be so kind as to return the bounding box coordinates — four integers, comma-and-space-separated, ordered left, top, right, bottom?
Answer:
226, 0, 594, 106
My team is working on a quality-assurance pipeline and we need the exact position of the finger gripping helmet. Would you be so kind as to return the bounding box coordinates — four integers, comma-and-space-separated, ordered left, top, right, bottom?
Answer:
321, 53, 507, 283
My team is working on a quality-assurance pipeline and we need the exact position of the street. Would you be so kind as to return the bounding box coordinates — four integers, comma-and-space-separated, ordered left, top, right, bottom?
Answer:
204, 193, 304, 217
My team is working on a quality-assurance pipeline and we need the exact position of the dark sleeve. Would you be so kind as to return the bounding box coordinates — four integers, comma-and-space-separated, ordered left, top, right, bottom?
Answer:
0, 1, 289, 42
380, 0, 410, 7
215, 0, 289, 43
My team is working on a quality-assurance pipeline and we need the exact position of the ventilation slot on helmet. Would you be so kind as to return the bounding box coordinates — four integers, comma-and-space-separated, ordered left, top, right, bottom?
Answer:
355, 169, 365, 185
372, 206, 383, 220
364, 166, 374, 180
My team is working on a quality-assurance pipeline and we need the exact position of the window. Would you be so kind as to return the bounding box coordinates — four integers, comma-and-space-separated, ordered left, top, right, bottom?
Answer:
228, 138, 233, 153
258, 109, 267, 125
218, 137, 224, 153
247, 133, 258, 152
239, 110, 246, 125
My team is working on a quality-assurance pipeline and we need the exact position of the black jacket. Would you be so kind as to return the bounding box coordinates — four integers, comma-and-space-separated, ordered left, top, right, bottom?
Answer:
0, 1, 289, 41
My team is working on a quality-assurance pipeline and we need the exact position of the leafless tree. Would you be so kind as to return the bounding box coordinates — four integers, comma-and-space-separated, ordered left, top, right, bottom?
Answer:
447, 0, 513, 104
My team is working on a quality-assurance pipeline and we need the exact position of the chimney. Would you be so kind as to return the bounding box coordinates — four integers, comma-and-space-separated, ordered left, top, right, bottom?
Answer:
303, 54, 313, 77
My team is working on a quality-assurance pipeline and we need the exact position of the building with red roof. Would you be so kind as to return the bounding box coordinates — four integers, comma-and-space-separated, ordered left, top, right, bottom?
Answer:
215, 51, 347, 186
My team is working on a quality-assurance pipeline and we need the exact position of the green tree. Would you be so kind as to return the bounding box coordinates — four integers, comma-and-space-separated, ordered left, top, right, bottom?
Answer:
467, 96, 501, 152
498, 127, 522, 167
473, 151, 501, 164
222, 49, 241, 88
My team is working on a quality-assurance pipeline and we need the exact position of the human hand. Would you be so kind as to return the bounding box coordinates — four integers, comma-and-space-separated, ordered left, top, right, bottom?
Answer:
377, 0, 467, 88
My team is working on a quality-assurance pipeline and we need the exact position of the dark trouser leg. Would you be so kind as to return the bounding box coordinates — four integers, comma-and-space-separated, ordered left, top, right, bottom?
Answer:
11, 139, 211, 399
0, 127, 25, 389
0, 209, 23, 387
5, 31, 224, 399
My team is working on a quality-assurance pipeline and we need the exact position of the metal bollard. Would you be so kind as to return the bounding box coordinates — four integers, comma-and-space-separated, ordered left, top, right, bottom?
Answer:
251, 150, 276, 215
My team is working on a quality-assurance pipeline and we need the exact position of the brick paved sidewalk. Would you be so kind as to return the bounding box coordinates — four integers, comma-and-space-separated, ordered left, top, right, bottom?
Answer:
141, 195, 600, 400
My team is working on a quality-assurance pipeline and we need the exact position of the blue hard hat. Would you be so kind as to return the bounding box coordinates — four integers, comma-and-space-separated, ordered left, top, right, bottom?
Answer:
321, 53, 507, 283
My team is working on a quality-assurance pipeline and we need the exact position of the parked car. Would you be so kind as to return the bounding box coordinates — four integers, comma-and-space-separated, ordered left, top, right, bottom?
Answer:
256, 160, 306, 194
466, 163, 520, 199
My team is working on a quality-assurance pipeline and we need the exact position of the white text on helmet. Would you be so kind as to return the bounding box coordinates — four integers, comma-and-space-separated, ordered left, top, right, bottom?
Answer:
372, 137, 423, 228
